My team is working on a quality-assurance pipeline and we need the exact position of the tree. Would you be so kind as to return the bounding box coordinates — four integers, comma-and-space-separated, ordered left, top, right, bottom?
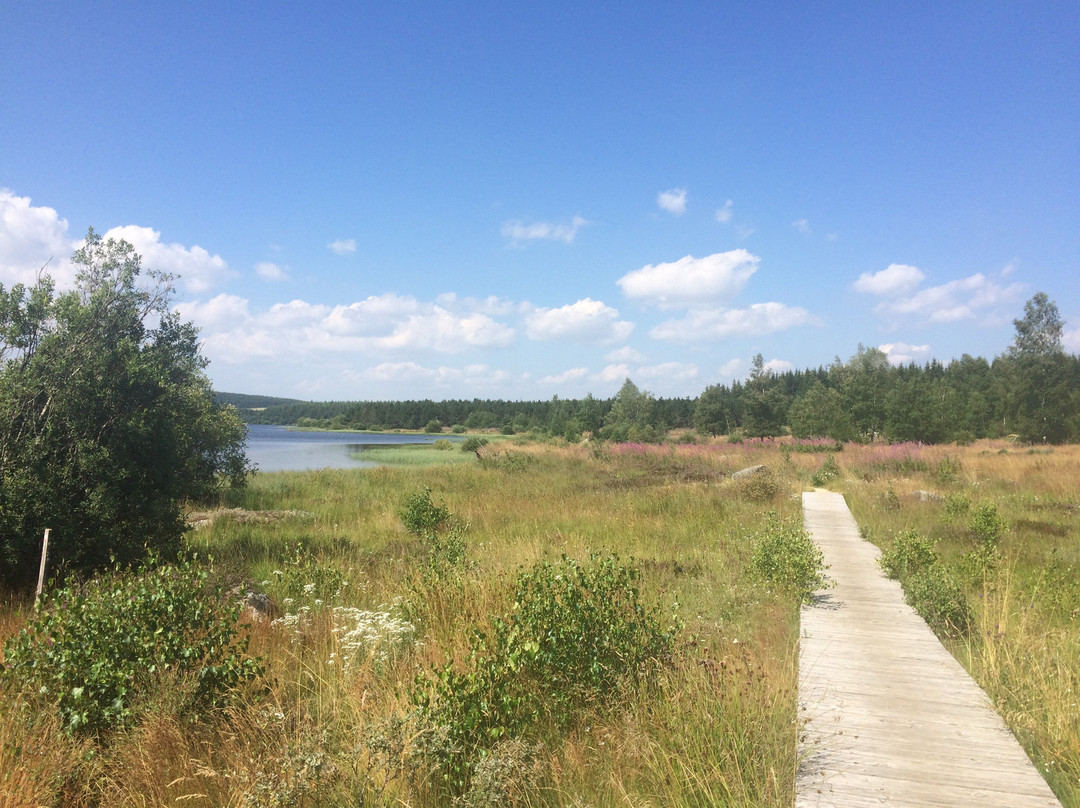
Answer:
602, 378, 658, 441
1009, 292, 1063, 357
0, 229, 249, 588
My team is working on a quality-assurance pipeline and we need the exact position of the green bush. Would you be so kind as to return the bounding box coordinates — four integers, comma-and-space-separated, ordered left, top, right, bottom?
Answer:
969, 502, 1008, 548
400, 488, 451, 536
751, 514, 828, 603
413, 555, 678, 796
433, 438, 453, 451
269, 543, 348, 612
460, 436, 490, 453
1, 556, 260, 738
451, 424, 467, 434
732, 469, 780, 502
810, 454, 840, 487
905, 566, 973, 638
879, 529, 937, 581
424, 420, 443, 434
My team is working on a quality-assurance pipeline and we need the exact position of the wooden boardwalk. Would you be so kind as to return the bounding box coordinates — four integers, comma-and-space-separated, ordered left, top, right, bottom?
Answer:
796, 490, 1062, 807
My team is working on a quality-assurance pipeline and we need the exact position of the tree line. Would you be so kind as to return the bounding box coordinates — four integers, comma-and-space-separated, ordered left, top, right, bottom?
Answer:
228, 294, 1079, 446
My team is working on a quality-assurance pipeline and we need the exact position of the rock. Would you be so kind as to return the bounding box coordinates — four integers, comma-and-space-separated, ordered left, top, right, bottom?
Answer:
732, 464, 769, 480
912, 489, 944, 503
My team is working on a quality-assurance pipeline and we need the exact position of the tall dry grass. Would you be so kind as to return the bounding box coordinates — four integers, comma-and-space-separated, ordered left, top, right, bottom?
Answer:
1, 439, 804, 806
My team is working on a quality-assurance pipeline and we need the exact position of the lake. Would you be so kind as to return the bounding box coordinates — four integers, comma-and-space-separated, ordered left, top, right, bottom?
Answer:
245, 424, 460, 472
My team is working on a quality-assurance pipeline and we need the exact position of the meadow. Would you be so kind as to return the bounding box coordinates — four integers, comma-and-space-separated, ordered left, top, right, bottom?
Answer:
1, 437, 1076, 807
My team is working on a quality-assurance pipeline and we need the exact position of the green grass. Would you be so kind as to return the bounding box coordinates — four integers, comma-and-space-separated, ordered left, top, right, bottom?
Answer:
352, 443, 478, 466
1, 440, 806, 807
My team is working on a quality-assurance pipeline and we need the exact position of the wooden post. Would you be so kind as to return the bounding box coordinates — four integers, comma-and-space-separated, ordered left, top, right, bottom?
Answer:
35, 528, 50, 603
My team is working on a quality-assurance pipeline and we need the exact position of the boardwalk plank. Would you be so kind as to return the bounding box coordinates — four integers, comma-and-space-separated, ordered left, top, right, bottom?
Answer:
796, 490, 1062, 808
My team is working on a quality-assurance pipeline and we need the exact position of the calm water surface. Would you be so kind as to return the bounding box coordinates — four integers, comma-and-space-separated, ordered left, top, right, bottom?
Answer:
245, 424, 459, 472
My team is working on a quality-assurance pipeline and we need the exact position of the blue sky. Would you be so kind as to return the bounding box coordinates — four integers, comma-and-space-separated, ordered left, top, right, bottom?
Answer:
3, 2, 1077, 401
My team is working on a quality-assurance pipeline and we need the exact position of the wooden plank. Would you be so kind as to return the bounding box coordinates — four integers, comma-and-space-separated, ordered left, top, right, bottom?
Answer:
796, 490, 1062, 808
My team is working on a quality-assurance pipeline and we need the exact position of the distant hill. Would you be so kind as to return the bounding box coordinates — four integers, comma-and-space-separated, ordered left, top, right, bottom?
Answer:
214, 392, 307, 411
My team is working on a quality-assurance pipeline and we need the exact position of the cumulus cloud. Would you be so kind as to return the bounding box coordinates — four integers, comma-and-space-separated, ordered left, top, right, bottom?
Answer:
328, 238, 357, 255
879, 342, 932, 365
657, 188, 687, 215
649, 302, 819, 342
0, 189, 77, 287
763, 358, 795, 374
617, 250, 760, 309
1063, 327, 1080, 355
604, 346, 646, 363
856, 265, 1023, 324
854, 264, 925, 296
501, 216, 588, 245
539, 367, 590, 385
103, 225, 231, 293
256, 262, 288, 282
524, 298, 634, 344
715, 199, 734, 223
178, 292, 516, 370
634, 361, 699, 383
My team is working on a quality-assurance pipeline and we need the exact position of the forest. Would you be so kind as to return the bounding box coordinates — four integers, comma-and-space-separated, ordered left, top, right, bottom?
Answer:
223, 294, 1079, 445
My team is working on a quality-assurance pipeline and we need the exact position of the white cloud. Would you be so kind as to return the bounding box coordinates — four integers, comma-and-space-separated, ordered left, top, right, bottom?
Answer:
502, 216, 589, 245
635, 362, 699, 383
649, 302, 819, 342
604, 346, 646, 363
1063, 327, 1080, 355
858, 267, 1023, 324
103, 225, 231, 293
763, 358, 794, 374
256, 261, 288, 282
595, 363, 632, 385
734, 223, 755, 239
524, 298, 634, 343
715, 200, 734, 223
879, 342, 932, 365
854, 264, 925, 296
0, 189, 77, 287
175, 293, 253, 332
792, 218, 811, 235
328, 238, 357, 255
657, 188, 687, 216
379, 308, 515, 352
539, 367, 590, 385
617, 250, 760, 309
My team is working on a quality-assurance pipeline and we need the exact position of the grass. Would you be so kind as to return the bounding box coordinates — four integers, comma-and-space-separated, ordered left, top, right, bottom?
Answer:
3, 436, 1076, 806
0, 439, 804, 807
821, 440, 1080, 806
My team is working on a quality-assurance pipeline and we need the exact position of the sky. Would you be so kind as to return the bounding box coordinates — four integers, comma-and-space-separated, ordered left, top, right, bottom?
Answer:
2, 1, 1078, 402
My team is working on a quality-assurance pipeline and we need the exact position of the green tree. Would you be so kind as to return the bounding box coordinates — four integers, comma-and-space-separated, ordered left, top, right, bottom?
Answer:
1009, 292, 1063, 357
788, 381, 852, 440
602, 378, 658, 441
0, 229, 249, 587
742, 355, 787, 438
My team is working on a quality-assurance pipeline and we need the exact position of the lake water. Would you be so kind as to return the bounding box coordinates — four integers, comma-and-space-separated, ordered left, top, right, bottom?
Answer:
245, 424, 460, 472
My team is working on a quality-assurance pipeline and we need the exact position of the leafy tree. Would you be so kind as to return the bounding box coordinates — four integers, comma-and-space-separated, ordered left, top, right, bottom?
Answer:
1009, 292, 1063, 357
0, 229, 249, 587
788, 381, 852, 440
742, 355, 787, 438
602, 378, 658, 441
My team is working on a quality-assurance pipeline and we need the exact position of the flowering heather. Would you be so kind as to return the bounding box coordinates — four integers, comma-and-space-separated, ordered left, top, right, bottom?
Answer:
852, 442, 931, 476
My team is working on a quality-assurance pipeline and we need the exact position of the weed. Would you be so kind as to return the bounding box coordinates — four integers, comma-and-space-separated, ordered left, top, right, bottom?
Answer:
944, 493, 972, 519
400, 488, 451, 536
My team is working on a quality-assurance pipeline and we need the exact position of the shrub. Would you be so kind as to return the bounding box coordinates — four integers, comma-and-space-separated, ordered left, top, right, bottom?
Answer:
433, 438, 453, 451
905, 566, 973, 638
943, 493, 971, 519
732, 468, 780, 502
461, 436, 489, 453
969, 502, 1008, 548
879, 529, 937, 581
423, 420, 443, 434
413, 555, 678, 796
451, 424, 467, 434
810, 454, 840, 487
400, 488, 451, 536
1, 556, 260, 738
751, 514, 828, 603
